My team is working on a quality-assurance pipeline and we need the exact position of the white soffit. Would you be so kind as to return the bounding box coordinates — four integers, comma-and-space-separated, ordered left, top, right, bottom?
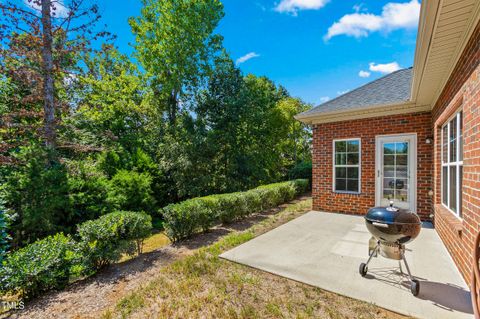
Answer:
413, 0, 480, 107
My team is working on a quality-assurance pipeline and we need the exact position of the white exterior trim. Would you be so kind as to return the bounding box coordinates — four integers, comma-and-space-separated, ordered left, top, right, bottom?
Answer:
375, 133, 417, 212
332, 138, 362, 194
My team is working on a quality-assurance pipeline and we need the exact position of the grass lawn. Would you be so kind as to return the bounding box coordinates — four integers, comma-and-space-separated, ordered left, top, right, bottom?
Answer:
104, 198, 408, 319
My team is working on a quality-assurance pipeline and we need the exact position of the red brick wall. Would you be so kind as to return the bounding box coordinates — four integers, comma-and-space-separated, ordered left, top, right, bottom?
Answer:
312, 112, 433, 220
433, 21, 480, 284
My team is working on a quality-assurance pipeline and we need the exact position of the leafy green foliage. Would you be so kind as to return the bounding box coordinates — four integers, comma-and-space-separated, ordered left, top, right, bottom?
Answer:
1, 146, 71, 247
130, 0, 224, 124
77, 211, 152, 272
0, 208, 10, 262
107, 170, 156, 214
0, 233, 75, 299
288, 161, 312, 182
67, 160, 112, 224
162, 180, 309, 241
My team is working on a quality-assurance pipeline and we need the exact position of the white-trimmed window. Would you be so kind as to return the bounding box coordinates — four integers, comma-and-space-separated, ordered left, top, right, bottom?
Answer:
333, 139, 361, 193
442, 111, 463, 217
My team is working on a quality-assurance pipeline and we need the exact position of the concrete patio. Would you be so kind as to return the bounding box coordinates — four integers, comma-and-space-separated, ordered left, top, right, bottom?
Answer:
220, 211, 473, 319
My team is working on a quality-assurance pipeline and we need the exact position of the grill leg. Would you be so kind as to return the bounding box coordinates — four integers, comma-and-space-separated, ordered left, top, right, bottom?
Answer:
401, 252, 414, 281
365, 241, 380, 267
398, 261, 404, 275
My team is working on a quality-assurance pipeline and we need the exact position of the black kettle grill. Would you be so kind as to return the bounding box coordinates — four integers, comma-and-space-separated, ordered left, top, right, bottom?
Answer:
359, 201, 422, 296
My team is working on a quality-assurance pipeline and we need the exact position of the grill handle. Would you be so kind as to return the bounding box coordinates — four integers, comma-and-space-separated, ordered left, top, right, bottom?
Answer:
372, 222, 389, 228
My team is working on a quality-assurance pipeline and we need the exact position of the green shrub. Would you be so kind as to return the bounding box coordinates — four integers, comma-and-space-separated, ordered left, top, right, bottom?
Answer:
1, 146, 71, 248
77, 211, 152, 273
288, 161, 312, 181
162, 179, 308, 242
68, 160, 112, 225
0, 233, 75, 299
107, 170, 156, 214
0, 209, 9, 263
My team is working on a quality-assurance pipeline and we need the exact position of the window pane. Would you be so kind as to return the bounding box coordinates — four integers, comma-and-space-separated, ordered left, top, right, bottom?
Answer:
383, 189, 394, 200
335, 179, 346, 191
396, 143, 408, 154
347, 167, 359, 179
335, 153, 346, 165
384, 166, 395, 177
384, 178, 395, 190
396, 190, 408, 202
396, 155, 408, 166
335, 167, 346, 178
442, 126, 448, 163
459, 112, 463, 161
346, 179, 359, 192
395, 179, 408, 190
384, 143, 395, 154
459, 166, 463, 217
396, 165, 408, 178
442, 166, 448, 206
384, 155, 395, 165
335, 141, 346, 153
450, 118, 457, 162
347, 140, 359, 153
449, 166, 457, 212
347, 153, 359, 165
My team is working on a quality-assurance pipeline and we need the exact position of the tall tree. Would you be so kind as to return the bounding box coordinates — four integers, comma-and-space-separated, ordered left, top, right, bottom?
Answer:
129, 0, 224, 126
0, 0, 113, 154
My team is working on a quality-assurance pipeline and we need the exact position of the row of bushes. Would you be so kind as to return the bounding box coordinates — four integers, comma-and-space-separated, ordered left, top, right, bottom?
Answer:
0, 211, 152, 299
162, 179, 309, 241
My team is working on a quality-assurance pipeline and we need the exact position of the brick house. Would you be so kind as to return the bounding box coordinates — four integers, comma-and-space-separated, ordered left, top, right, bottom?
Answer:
296, 0, 480, 284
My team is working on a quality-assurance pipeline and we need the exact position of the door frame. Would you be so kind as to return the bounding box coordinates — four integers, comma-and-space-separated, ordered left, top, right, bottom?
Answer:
375, 133, 417, 212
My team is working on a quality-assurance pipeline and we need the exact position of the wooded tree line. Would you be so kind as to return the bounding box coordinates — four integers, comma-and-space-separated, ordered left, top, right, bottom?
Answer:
0, 0, 311, 249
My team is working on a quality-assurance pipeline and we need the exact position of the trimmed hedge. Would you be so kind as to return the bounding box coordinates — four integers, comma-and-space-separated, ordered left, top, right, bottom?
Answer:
0, 233, 75, 299
77, 211, 152, 273
0, 211, 152, 299
162, 179, 309, 241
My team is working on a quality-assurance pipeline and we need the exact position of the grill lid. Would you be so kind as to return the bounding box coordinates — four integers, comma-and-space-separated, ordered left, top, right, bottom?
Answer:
365, 202, 421, 225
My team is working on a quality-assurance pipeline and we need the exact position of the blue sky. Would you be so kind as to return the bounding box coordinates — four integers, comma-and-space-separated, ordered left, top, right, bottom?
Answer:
25, 0, 421, 106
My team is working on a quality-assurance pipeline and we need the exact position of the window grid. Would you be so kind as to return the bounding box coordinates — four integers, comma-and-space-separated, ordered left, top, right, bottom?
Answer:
333, 138, 361, 193
441, 111, 463, 218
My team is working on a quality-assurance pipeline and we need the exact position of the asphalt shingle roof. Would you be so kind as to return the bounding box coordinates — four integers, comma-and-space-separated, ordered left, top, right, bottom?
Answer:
299, 67, 413, 117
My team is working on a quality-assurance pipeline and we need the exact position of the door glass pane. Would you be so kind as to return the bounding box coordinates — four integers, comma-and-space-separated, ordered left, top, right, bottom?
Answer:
396, 143, 408, 154
384, 143, 395, 154
381, 140, 410, 209
396, 165, 408, 178
449, 166, 457, 212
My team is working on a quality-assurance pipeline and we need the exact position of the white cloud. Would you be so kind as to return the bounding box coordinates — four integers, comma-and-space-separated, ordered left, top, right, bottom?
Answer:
324, 0, 420, 40
319, 96, 330, 103
24, 0, 70, 18
369, 62, 401, 74
275, 0, 329, 15
358, 70, 371, 78
337, 89, 350, 95
235, 52, 260, 65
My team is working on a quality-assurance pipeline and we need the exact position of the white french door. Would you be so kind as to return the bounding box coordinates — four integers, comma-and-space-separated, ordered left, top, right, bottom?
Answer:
375, 134, 417, 212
